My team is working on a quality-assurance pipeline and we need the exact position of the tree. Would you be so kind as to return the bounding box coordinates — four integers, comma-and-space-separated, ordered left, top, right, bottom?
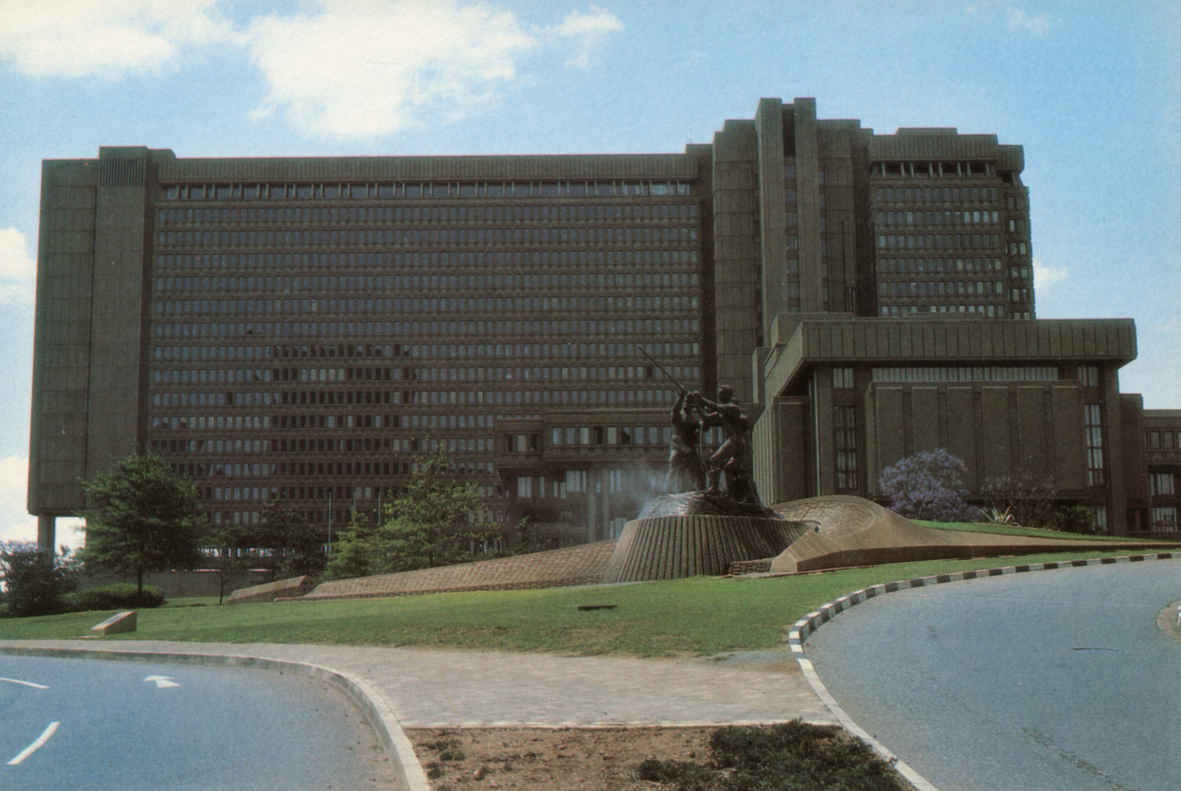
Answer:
878, 448, 975, 522
80, 452, 207, 596
325, 449, 497, 580
0, 541, 78, 617
259, 495, 326, 578
205, 521, 255, 605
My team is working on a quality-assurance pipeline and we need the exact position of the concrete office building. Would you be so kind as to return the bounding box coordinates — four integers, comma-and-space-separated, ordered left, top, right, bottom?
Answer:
27, 97, 1175, 549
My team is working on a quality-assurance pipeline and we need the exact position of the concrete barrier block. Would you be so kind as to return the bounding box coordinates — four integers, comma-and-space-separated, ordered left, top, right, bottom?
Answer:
90, 610, 137, 635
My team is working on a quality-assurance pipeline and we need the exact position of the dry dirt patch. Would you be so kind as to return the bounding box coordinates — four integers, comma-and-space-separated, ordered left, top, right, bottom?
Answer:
407, 725, 717, 790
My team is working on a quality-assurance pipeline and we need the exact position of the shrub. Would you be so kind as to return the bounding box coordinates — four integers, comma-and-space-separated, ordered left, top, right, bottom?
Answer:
979, 474, 1058, 528
60, 583, 165, 612
1054, 503, 1099, 535
878, 449, 974, 522
1, 543, 78, 617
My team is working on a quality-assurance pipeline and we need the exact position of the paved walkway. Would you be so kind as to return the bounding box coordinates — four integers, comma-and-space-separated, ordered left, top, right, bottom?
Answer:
0, 639, 833, 728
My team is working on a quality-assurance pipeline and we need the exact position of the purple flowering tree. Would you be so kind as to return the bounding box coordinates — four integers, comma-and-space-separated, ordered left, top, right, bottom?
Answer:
878, 448, 975, 522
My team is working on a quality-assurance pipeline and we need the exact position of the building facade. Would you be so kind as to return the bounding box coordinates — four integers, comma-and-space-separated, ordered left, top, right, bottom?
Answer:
27, 97, 1169, 549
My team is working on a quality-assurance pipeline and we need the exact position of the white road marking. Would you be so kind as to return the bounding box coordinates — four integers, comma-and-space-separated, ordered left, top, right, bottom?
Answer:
7, 721, 60, 766
0, 677, 48, 690
144, 675, 180, 689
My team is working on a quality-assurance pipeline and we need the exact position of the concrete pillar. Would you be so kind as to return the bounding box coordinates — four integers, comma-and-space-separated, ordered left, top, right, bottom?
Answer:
37, 514, 55, 552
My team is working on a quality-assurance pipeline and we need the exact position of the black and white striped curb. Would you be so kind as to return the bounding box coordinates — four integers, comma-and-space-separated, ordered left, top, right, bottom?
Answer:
785, 551, 1177, 791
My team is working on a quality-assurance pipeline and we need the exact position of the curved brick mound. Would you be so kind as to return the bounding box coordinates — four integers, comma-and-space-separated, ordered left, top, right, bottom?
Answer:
602, 515, 812, 583
302, 541, 617, 600
767, 495, 1178, 573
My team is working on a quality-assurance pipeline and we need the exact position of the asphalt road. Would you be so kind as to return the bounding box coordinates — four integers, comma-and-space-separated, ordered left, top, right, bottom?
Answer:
0, 653, 397, 790
805, 559, 1181, 791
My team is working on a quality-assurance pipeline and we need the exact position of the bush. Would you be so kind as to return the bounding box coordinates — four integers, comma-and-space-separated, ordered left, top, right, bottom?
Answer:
1054, 504, 1099, 535
60, 583, 166, 612
1, 543, 78, 617
878, 449, 974, 522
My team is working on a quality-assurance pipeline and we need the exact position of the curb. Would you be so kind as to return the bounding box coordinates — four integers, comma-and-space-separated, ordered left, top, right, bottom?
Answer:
783, 551, 1177, 791
0, 644, 430, 791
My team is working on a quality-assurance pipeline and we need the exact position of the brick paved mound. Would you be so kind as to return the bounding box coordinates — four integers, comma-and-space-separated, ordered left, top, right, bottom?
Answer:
768, 494, 1180, 573
228, 575, 315, 604
301, 541, 617, 600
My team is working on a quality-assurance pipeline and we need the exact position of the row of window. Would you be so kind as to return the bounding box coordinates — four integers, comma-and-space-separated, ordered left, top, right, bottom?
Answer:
871, 366, 1060, 384
154, 249, 701, 273
834, 405, 858, 489
153, 433, 499, 456
151, 317, 702, 340
157, 202, 699, 227
1146, 430, 1181, 451
1084, 403, 1105, 487
152, 363, 701, 387
873, 161, 997, 179
1150, 472, 1176, 496
153, 294, 700, 318
152, 411, 501, 432
875, 210, 1002, 228
514, 467, 664, 501
543, 424, 719, 448
872, 185, 1006, 206
150, 341, 701, 363
877, 257, 1006, 276
877, 232, 1002, 251
878, 280, 1005, 299
162, 179, 696, 202
878, 304, 1011, 317
156, 225, 699, 250
153, 269, 701, 295
150, 386, 683, 410
1152, 507, 1178, 531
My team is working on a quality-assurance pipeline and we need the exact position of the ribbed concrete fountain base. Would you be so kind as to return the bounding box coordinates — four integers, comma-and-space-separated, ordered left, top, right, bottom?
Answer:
602, 515, 812, 583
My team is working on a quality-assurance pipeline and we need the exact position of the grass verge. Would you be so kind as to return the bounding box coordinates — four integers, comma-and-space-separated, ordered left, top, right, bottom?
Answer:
0, 548, 1156, 655
914, 520, 1136, 541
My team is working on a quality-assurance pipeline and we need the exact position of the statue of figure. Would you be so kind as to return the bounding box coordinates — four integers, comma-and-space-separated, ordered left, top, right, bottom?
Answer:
698, 385, 762, 506
666, 390, 705, 492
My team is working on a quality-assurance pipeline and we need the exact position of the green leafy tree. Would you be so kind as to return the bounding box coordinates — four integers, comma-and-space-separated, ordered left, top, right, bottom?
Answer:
325, 450, 495, 580
80, 452, 207, 596
205, 521, 255, 605
324, 511, 381, 580
259, 495, 325, 578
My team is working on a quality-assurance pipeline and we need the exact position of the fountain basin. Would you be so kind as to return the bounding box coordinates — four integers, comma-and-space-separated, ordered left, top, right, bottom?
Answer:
602, 515, 811, 583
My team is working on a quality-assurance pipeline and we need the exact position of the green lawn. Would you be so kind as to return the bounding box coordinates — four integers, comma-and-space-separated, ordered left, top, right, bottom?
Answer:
915, 520, 1137, 541
0, 548, 1158, 656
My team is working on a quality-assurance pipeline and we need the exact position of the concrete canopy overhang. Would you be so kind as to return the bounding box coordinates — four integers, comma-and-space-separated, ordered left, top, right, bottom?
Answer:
761, 315, 1138, 400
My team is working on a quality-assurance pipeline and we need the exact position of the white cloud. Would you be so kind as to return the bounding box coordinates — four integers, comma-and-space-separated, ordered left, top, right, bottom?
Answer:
0, 457, 85, 551
964, 2, 1056, 37
0, 0, 239, 78
0, 227, 35, 305
1033, 258, 1068, 291
1006, 7, 1055, 37
550, 5, 623, 69
246, 0, 538, 139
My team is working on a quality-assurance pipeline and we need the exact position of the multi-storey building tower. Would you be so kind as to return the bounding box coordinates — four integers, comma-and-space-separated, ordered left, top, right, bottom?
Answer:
28, 97, 1167, 549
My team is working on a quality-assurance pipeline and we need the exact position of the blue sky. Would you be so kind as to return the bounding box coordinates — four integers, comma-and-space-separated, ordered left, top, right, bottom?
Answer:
0, 0, 1177, 545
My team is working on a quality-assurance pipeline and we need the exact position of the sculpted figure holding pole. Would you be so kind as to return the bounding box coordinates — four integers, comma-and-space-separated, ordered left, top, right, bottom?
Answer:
697, 384, 761, 506
667, 389, 706, 492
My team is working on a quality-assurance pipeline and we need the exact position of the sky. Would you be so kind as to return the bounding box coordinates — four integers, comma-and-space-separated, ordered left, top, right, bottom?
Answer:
0, 0, 1177, 547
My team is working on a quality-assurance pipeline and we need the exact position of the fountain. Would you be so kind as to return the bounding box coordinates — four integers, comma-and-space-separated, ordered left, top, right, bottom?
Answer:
602, 385, 811, 582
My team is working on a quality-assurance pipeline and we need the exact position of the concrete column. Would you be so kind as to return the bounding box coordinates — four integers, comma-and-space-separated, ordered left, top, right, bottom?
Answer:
37, 514, 55, 552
